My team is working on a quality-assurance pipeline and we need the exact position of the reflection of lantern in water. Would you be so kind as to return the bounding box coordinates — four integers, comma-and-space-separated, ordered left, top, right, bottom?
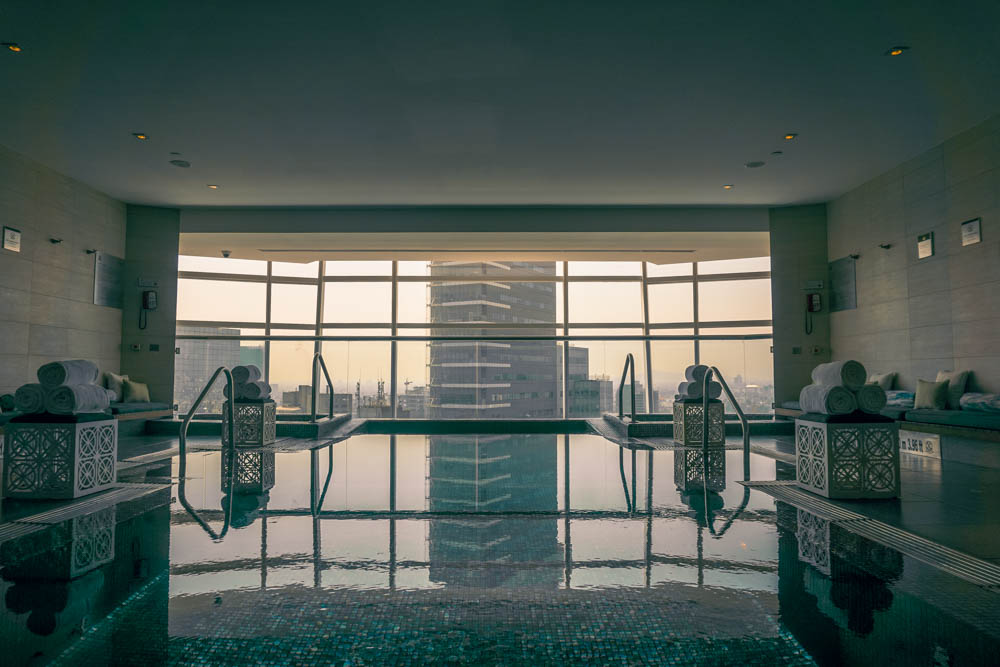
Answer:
673, 447, 727, 494
221, 448, 276, 495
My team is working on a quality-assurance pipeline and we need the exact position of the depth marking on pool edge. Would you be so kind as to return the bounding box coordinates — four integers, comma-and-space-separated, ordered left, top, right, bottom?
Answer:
741, 480, 1000, 589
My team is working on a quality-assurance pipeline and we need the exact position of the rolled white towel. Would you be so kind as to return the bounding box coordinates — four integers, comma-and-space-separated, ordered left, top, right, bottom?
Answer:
684, 364, 710, 383
677, 380, 723, 399
231, 364, 262, 385
799, 384, 857, 415
14, 383, 47, 413
810, 360, 867, 392
855, 384, 887, 414
44, 384, 113, 415
223, 381, 272, 400
37, 359, 100, 388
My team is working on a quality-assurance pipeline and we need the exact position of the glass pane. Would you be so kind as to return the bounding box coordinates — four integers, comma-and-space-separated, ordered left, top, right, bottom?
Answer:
401, 276, 562, 326
320, 338, 392, 417
698, 256, 770, 275
272, 261, 320, 278
698, 279, 772, 322
568, 282, 642, 324
563, 340, 646, 416
269, 331, 317, 415
699, 339, 774, 415
649, 340, 695, 413
323, 283, 392, 323
270, 283, 317, 325
173, 326, 265, 414
324, 261, 392, 276
568, 261, 641, 276
647, 283, 694, 323
177, 279, 266, 322
396, 340, 429, 418
178, 255, 267, 275
701, 326, 773, 335
645, 262, 692, 277
397, 261, 429, 276
428, 340, 561, 418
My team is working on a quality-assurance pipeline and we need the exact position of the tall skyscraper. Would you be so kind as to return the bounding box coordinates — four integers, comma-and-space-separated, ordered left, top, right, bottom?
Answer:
174, 325, 242, 414
425, 262, 562, 587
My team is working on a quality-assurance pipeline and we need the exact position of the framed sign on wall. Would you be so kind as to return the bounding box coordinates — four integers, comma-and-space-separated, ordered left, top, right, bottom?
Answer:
917, 232, 934, 259
2, 226, 21, 252
961, 217, 982, 246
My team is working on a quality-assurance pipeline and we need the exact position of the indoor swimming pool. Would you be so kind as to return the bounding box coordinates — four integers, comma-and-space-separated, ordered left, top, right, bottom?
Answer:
3, 433, 999, 665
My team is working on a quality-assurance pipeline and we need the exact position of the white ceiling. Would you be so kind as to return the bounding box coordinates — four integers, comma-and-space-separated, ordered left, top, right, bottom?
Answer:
2, 1, 998, 207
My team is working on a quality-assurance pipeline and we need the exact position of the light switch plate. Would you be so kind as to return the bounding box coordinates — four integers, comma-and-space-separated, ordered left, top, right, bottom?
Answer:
131, 343, 142, 351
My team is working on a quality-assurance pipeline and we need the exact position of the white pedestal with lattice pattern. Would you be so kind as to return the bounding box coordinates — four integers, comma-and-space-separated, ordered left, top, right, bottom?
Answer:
672, 399, 725, 447
2, 419, 118, 499
673, 447, 727, 493
222, 448, 276, 494
795, 417, 899, 499
222, 400, 276, 448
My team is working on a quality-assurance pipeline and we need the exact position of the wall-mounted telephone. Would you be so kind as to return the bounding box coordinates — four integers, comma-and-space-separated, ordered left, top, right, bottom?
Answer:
806, 293, 822, 313
139, 290, 158, 330
804, 292, 821, 334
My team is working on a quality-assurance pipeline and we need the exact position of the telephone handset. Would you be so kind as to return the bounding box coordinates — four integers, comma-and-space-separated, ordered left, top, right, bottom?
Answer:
139, 290, 158, 330
806, 293, 821, 313
804, 292, 821, 335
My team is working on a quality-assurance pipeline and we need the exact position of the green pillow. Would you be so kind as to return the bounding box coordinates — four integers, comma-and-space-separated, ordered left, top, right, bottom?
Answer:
935, 370, 968, 410
103, 371, 129, 402
122, 379, 151, 403
867, 372, 896, 390
914, 379, 949, 410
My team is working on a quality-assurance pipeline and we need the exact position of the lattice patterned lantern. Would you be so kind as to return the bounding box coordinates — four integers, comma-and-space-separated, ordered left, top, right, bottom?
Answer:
795, 415, 900, 499
222, 399, 277, 448
221, 448, 276, 494
672, 398, 725, 447
2, 417, 118, 499
673, 447, 727, 494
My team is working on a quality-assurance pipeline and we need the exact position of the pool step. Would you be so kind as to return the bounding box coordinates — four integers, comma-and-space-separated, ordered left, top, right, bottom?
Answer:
147, 413, 352, 439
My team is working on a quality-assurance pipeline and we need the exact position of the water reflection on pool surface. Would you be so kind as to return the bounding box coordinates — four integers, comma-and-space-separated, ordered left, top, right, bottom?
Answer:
3, 433, 998, 665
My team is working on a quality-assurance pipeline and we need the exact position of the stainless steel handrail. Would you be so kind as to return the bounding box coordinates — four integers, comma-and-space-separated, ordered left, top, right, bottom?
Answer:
617, 353, 637, 421
178, 366, 236, 541
701, 366, 750, 480
310, 352, 335, 423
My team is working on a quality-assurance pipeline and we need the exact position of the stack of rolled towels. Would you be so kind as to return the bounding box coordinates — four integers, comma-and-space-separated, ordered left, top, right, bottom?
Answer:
675, 364, 723, 401
14, 359, 114, 415
223, 365, 272, 401
799, 360, 887, 415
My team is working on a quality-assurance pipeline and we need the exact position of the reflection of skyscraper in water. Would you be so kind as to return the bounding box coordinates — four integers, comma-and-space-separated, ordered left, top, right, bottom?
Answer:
426, 262, 561, 586
427, 434, 561, 587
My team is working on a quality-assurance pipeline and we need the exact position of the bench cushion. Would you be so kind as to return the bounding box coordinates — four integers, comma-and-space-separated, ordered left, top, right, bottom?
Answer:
879, 406, 909, 420
904, 409, 1000, 431
110, 401, 171, 415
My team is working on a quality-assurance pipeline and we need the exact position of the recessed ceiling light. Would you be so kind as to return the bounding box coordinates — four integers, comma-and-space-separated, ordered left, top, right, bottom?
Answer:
722, 184, 734, 190
885, 45, 910, 56
132, 132, 148, 140
770, 150, 784, 156
169, 159, 191, 168
169, 151, 181, 155
207, 184, 219, 189
745, 161, 765, 169
3, 42, 22, 52
784, 133, 798, 141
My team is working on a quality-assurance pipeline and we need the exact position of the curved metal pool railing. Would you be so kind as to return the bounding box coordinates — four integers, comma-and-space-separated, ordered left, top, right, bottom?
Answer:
617, 353, 636, 421
701, 366, 750, 480
310, 352, 335, 423
178, 366, 236, 541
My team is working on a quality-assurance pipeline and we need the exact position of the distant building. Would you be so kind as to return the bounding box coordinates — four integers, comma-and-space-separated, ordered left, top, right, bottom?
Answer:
280, 384, 352, 415
398, 384, 428, 418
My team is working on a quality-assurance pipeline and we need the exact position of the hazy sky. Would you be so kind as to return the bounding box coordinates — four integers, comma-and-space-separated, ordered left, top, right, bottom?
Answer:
176, 256, 772, 395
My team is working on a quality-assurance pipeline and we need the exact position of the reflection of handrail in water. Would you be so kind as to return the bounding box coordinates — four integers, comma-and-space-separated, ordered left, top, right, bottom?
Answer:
618, 446, 633, 513
704, 485, 751, 538
178, 366, 237, 541
312, 444, 334, 516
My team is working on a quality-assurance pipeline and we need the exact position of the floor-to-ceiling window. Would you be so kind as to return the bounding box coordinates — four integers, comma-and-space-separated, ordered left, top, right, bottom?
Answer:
174, 257, 772, 417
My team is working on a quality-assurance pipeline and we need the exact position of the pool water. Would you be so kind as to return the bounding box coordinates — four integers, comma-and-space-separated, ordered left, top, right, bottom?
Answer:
4, 433, 999, 665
